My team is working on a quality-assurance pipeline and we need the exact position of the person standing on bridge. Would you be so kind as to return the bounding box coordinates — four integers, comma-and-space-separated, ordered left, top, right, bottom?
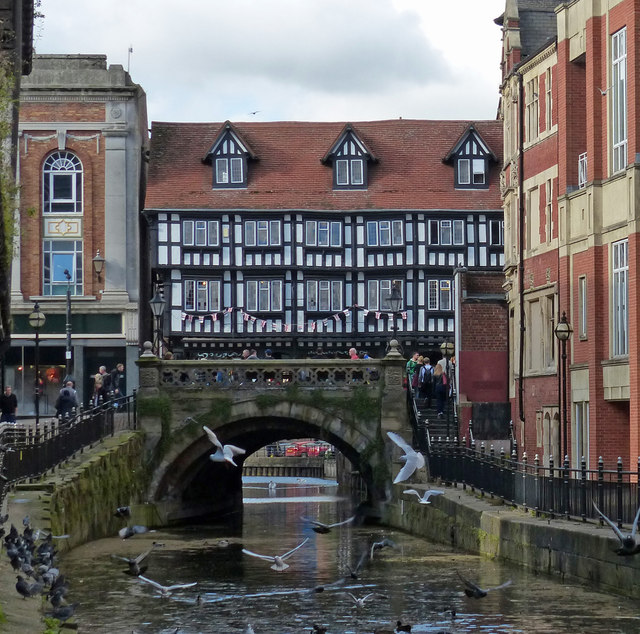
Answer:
0, 385, 18, 423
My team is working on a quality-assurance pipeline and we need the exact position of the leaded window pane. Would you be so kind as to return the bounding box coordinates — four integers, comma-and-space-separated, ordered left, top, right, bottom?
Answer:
367, 222, 378, 246
271, 280, 282, 311
453, 220, 464, 245
472, 159, 485, 184
183, 221, 194, 245
230, 157, 243, 183
330, 222, 341, 246
318, 221, 329, 246
270, 221, 281, 245
367, 280, 378, 309
392, 220, 403, 245
245, 221, 256, 246
379, 221, 391, 246
257, 221, 269, 246
306, 281, 318, 310
458, 158, 470, 184
428, 280, 438, 310
331, 280, 342, 311
440, 221, 452, 245
196, 281, 208, 310
305, 221, 316, 246
336, 160, 349, 185
184, 280, 195, 311
208, 221, 219, 246
216, 158, 229, 183
351, 159, 363, 185
195, 221, 207, 246
318, 281, 330, 311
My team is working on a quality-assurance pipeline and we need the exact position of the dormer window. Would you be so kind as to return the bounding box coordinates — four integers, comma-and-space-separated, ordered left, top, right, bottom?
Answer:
203, 121, 257, 189
322, 124, 376, 190
444, 124, 495, 190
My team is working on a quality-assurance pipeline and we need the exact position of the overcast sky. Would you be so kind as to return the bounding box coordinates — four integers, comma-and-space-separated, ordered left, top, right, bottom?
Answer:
36, 0, 505, 124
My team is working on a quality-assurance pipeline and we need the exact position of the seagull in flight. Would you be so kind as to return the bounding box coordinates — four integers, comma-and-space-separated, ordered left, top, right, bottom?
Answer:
137, 574, 197, 597
456, 570, 512, 598
203, 426, 246, 466
344, 591, 374, 608
242, 537, 309, 571
301, 515, 356, 534
387, 432, 425, 484
593, 501, 640, 556
118, 525, 151, 539
403, 489, 444, 505
346, 549, 369, 579
370, 537, 397, 560
111, 542, 164, 576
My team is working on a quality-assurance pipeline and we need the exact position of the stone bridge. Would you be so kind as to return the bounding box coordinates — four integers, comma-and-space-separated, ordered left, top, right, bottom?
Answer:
135, 341, 408, 524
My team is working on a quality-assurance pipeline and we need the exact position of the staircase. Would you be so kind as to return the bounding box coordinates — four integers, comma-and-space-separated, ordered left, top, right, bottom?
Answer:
414, 397, 456, 442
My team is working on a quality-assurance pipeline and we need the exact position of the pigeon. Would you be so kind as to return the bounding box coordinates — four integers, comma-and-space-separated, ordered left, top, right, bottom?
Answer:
456, 570, 512, 598
203, 426, 246, 466
301, 515, 356, 534
46, 603, 78, 622
111, 542, 163, 575
370, 538, 397, 559
114, 506, 131, 519
242, 537, 309, 571
137, 574, 197, 598
118, 525, 151, 539
592, 501, 640, 556
403, 489, 444, 504
345, 591, 375, 608
346, 549, 369, 579
15, 575, 31, 599
387, 432, 425, 484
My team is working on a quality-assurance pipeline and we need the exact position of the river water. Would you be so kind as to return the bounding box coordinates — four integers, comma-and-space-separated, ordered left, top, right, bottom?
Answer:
60, 476, 640, 633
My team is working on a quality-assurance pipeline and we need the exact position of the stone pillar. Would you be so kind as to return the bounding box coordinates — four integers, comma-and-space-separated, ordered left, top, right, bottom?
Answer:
380, 339, 407, 433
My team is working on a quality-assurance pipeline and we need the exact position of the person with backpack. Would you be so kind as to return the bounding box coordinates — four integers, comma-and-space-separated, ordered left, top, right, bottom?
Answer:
433, 363, 448, 417
418, 357, 434, 406
411, 356, 425, 392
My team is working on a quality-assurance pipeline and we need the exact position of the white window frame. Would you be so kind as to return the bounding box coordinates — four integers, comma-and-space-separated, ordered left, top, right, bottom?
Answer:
458, 158, 470, 184
246, 280, 283, 312
490, 219, 504, 246
43, 152, 83, 214
43, 239, 83, 296
525, 76, 539, 142
578, 275, 587, 339
472, 159, 485, 185
336, 158, 364, 186
208, 221, 219, 246
440, 220, 452, 246
367, 279, 403, 311
184, 279, 221, 312
306, 280, 342, 312
612, 238, 628, 356
452, 219, 465, 245
611, 28, 627, 174
427, 279, 454, 311
545, 67, 552, 130
366, 220, 403, 247
245, 220, 281, 247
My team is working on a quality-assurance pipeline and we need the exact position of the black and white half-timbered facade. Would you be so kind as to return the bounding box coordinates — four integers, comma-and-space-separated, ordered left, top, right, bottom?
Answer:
144, 120, 503, 359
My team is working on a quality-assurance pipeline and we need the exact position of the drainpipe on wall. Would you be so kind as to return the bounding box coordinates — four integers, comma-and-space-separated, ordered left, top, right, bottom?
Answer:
517, 71, 526, 431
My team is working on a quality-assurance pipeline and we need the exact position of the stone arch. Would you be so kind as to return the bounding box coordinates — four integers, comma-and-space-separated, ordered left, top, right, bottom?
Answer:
148, 399, 387, 518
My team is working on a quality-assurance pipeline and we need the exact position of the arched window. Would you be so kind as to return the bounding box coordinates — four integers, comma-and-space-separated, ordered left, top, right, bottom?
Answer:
43, 152, 83, 214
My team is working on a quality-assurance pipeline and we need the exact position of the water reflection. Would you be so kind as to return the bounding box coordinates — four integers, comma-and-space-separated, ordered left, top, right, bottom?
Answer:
61, 476, 640, 633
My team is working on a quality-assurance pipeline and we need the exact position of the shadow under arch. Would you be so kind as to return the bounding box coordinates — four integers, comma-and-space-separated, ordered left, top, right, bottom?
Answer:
149, 408, 386, 524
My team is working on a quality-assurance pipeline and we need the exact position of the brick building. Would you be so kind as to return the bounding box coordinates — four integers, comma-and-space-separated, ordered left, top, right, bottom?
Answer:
499, 0, 640, 469
5, 55, 148, 413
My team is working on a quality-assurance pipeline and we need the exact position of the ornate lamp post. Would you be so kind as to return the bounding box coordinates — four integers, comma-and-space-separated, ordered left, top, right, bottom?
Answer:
554, 311, 573, 462
149, 289, 166, 356
28, 302, 46, 430
92, 250, 105, 282
386, 284, 403, 337
440, 340, 455, 438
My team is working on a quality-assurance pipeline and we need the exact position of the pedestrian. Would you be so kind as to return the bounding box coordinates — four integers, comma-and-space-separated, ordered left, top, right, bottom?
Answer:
54, 387, 77, 420
247, 349, 258, 359
419, 357, 434, 407
0, 386, 18, 423
348, 347, 359, 360
406, 351, 419, 385
110, 363, 125, 401
241, 349, 250, 360
92, 366, 111, 406
411, 355, 424, 391
264, 349, 273, 359
433, 364, 448, 417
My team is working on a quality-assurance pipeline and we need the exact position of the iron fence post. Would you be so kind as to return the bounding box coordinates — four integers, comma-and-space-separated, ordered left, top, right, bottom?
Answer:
563, 455, 570, 520
580, 455, 587, 522
480, 442, 486, 498
522, 451, 528, 511
597, 456, 604, 526
617, 456, 623, 529
549, 454, 555, 521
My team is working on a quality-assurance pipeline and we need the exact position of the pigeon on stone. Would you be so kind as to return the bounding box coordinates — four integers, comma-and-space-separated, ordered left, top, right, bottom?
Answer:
387, 432, 425, 484
403, 489, 444, 505
119, 525, 151, 540
242, 537, 309, 571
301, 515, 356, 534
137, 574, 197, 598
46, 603, 78, 622
203, 426, 246, 466
114, 506, 131, 519
592, 501, 640, 556
456, 570, 512, 598
15, 574, 31, 599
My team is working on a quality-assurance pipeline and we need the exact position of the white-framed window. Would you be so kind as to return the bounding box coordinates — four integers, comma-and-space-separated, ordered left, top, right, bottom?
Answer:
457, 158, 486, 187
215, 157, 243, 185
574, 401, 589, 468
458, 158, 470, 185
489, 219, 504, 246
183, 220, 219, 246
525, 294, 555, 372
367, 279, 403, 311
336, 158, 363, 186
545, 179, 552, 242
305, 221, 341, 247
43, 152, 83, 214
184, 280, 221, 312
247, 280, 282, 312
427, 279, 452, 311
612, 238, 628, 356
366, 220, 403, 246
306, 280, 342, 311
545, 67, 552, 130
429, 219, 465, 246
525, 76, 539, 142
578, 275, 587, 339
611, 27, 627, 173
245, 220, 281, 247
43, 240, 83, 296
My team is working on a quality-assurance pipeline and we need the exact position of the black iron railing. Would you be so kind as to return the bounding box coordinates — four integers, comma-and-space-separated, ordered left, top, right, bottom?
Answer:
429, 438, 640, 526
0, 392, 137, 499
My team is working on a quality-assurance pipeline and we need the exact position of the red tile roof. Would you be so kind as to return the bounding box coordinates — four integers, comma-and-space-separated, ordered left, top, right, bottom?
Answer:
145, 119, 503, 212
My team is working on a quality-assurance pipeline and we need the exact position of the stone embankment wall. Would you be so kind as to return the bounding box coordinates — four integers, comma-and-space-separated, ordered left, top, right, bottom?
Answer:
385, 484, 640, 599
47, 432, 148, 548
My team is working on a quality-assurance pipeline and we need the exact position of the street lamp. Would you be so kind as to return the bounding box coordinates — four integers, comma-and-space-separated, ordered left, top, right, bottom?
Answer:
149, 288, 166, 356
386, 284, 403, 337
440, 340, 455, 438
554, 311, 573, 463
92, 250, 105, 282
63, 269, 73, 383
28, 302, 46, 431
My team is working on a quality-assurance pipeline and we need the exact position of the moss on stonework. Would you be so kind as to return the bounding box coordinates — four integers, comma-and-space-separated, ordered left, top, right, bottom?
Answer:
358, 432, 390, 488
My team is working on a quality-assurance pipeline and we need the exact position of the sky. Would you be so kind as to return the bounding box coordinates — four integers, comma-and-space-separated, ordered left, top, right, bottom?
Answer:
35, 0, 505, 125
